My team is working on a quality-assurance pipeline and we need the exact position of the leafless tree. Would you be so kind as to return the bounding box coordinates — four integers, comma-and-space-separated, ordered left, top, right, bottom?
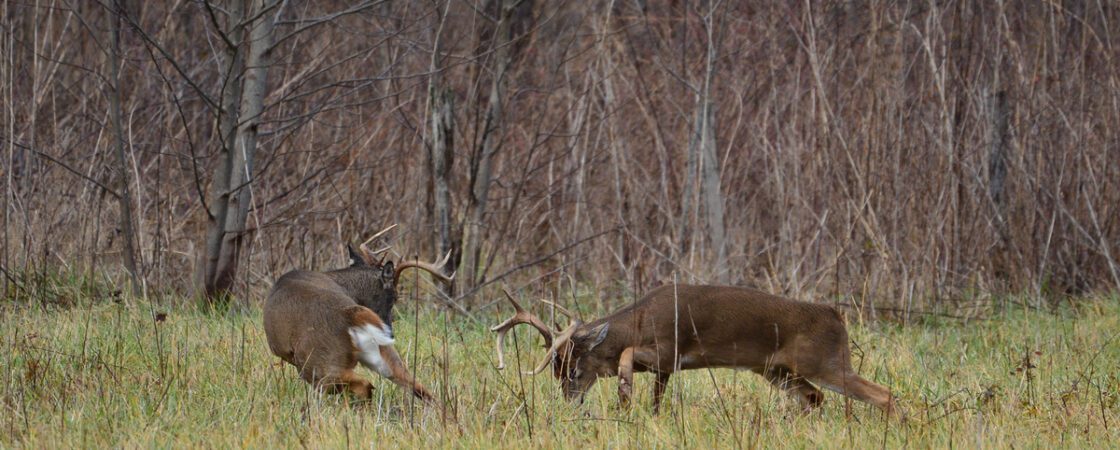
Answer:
107, 0, 141, 293
426, 0, 458, 295
676, 0, 728, 283
3, 1, 1118, 311
460, 0, 530, 291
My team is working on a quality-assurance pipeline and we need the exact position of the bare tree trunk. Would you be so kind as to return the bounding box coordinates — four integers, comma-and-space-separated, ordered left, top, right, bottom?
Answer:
3, 0, 13, 297
698, 102, 726, 283
201, 0, 246, 302
429, 86, 457, 293
679, 2, 727, 283
201, 0, 277, 302
461, 0, 517, 291
698, 2, 726, 283
679, 108, 698, 258
427, 0, 458, 295
988, 89, 1010, 285
108, 0, 140, 294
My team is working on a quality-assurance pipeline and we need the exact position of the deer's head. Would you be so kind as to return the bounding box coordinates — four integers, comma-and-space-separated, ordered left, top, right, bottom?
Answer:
327, 225, 453, 327
492, 289, 612, 401
332, 244, 398, 320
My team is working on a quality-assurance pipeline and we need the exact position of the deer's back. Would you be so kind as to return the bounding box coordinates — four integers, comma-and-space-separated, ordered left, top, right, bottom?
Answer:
625, 284, 847, 364
263, 270, 360, 368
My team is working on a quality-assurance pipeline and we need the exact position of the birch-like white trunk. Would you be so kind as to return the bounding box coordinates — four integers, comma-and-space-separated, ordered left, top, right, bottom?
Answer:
698, 102, 726, 283
682, 1, 727, 283
201, 0, 245, 299
202, 0, 277, 301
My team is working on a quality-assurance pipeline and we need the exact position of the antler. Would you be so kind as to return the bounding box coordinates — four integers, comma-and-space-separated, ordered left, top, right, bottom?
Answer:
539, 300, 575, 319
362, 224, 397, 246
367, 245, 391, 255
525, 320, 581, 375
491, 288, 558, 369
393, 250, 455, 284
356, 225, 397, 266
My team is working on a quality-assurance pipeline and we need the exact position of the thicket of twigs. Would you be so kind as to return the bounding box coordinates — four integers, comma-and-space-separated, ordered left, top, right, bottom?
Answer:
3, 1, 1118, 312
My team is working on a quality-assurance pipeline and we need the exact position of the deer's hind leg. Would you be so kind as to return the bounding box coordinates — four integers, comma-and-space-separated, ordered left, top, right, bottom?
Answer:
376, 345, 435, 402
809, 370, 898, 418
348, 306, 435, 403
298, 364, 374, 401
789, 331, 902, 419
756, 366, 825, 413
338, 370, 375, 400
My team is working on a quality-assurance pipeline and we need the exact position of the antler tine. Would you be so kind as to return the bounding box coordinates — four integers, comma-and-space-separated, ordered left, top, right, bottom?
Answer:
371, 246, 392, 265
494, 333, 509, 369
361, 224, 398, 246
393, 250, 455, 284
525, 321, 581, 375
539, 300, 575, 319
489, 289, 527, 334
491, 288, 557, 370
357, 243, 375, 261
434, 249, 451, 265
365, 245, 391, 264
497, 287, 525, 314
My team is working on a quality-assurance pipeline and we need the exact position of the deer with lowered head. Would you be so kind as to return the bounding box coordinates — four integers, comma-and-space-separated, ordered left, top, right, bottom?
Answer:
493, 284, 901, 418
264, 237, 452, 402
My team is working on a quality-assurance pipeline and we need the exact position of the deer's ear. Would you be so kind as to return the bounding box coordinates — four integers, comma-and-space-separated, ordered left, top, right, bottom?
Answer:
347, 244, 367, 266
380, 261, 395, 289
582, 323, 609, 351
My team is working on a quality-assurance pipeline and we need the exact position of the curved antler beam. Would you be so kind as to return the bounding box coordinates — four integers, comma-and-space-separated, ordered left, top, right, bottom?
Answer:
491, 287, 560, 369
525, 320, 581, 375
362, 224, 397, 246
394, 250, 455, 285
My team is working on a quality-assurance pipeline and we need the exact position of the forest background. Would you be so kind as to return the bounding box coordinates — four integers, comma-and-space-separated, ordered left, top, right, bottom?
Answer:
3, 0, 1119, 323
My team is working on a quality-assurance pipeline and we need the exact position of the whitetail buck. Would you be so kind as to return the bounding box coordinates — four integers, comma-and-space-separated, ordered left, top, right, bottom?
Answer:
493, 284, 901, 417
264, 243, 452, 402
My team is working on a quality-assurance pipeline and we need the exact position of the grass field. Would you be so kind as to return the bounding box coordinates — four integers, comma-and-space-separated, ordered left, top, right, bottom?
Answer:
2, 280, 1118, 448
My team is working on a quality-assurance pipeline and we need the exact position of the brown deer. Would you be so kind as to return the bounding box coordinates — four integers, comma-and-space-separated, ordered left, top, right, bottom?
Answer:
492, 284, 901, 418
264, 243, 452, 402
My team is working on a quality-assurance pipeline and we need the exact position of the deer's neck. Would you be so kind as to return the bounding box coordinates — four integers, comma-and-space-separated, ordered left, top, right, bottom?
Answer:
325, 270, 397, 326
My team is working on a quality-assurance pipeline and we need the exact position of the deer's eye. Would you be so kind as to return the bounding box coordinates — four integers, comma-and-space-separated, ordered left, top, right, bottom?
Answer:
569, 359, 582, 380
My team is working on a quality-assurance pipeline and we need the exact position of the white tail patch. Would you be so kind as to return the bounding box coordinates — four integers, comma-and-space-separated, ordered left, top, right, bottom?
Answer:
349, 324, 394, 377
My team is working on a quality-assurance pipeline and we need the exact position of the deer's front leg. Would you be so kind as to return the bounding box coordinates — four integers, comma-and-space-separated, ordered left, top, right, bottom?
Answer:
617, 347, 636, 408
651, 371, 671, 414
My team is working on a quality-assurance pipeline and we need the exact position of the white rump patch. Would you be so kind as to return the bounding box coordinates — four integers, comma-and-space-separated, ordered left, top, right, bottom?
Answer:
349, 324, 394, 377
